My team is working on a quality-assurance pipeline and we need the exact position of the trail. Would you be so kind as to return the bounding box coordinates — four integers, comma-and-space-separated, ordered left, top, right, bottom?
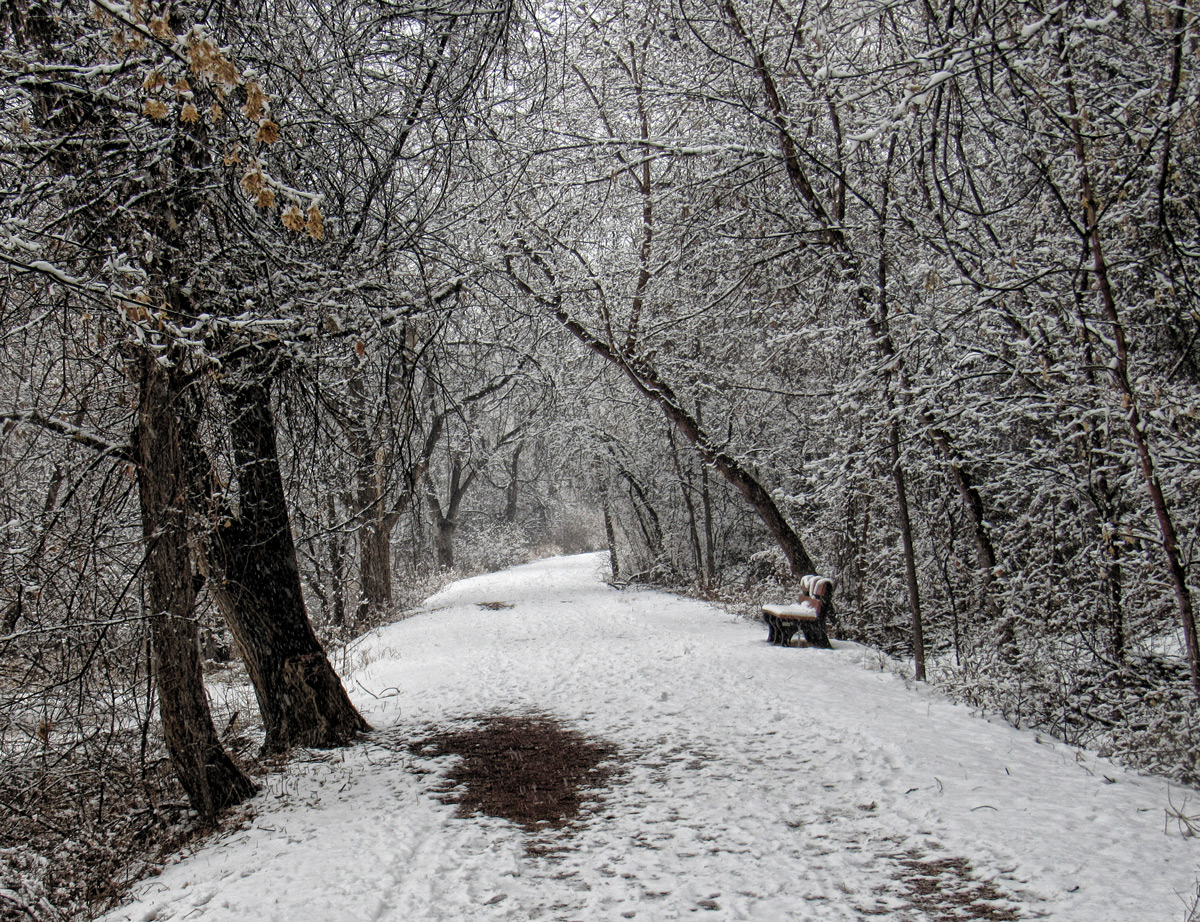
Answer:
106, 554, 1199, 922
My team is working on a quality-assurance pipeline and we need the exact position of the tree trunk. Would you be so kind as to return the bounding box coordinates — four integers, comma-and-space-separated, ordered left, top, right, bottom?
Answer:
503, 442, 523, 525
426, 453, 475, 572
134, 356, 256, 821
599, 469, 620, 581
890, 420, 926, 682
357, 519, 394, 623
200, 372, 370, 753
697, 404, 718, 587
669, 428, 704, 581
434, 520, 456, 570
326, 495, 348, 628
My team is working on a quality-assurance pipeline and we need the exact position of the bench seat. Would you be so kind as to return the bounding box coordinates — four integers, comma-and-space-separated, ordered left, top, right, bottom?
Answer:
761, 602, 819, 621
761, 583, 832, 649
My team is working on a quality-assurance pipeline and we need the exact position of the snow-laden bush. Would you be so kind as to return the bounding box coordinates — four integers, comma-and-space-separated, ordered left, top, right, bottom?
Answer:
455, 523, 534, 575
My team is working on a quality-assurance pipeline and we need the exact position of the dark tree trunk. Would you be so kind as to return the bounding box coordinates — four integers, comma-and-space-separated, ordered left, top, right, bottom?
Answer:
426, 453, 475, 572
434, 519, 457, 570
326, 495, 348, 628
696, 404, 718, 587
133, 357, 256, 821
200, 372, 370, 753
502, 442, 522, 524
889, 420, 926, 682
669, 429, 704, 580
357, 519, 394, 623
598, 468, 620, 581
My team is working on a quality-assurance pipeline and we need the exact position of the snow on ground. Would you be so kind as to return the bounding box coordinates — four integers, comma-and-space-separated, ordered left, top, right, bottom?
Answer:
104, 554, 1200, 922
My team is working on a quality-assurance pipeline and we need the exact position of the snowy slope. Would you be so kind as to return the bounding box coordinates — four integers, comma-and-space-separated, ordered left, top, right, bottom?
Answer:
104, 554, 1200, 922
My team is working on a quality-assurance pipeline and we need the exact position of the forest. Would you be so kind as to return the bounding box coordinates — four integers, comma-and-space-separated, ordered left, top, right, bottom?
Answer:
2, 0, 1199, 916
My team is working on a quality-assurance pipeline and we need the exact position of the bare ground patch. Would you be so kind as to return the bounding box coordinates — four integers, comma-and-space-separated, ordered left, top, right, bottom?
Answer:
860, 845, 1025, 921
408, 713, 620, 840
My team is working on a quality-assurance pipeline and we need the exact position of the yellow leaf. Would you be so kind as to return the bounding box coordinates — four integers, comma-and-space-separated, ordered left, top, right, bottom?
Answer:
187, 36, 216, 75
305, 204, 324, 240
172, 78, 191, 94
255, 119, 279, 144
224, 143, 242, 166
209, 102, 224, 123
240, 166, 264, 194
282, 204, 305, 231
214, 58, 239, 86
180, 102, 201, 123
148, 17, 172, 39
255, 187, 276, 209
143, 70, 166, 91
243, 81, 266, 121
143, 98, 169, 120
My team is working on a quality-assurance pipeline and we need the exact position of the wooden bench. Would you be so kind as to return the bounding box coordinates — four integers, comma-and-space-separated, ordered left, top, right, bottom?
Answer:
762, 576, 833, 649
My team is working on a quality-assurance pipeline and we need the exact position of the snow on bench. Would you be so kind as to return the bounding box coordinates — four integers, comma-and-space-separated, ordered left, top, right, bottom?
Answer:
762, 575, 833, 649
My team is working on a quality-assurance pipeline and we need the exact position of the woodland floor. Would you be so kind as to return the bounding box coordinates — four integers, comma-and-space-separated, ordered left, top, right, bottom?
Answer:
101, 554, 1200, 922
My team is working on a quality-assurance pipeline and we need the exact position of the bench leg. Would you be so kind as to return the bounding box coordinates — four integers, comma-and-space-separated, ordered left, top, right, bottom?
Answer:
798, 616, 832, 649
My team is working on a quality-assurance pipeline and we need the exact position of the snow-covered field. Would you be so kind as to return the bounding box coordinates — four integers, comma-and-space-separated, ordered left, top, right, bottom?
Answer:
104, 554, 1199, 921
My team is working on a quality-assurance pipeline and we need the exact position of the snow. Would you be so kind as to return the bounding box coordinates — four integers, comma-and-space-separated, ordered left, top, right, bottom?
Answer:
103, 554, 1199, 922
762, 601, 818, 619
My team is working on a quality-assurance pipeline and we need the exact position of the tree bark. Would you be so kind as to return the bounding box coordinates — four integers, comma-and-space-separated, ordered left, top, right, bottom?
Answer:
503, 441, 523, 525
697, 404, 718, 587
199, 371, 370, 753
890, 420, 926, 682
507, 240, 817, 582
598, 466, 620, 581
669, 428, 704, 581
357, 519, 394, 623
133, 356, 256, 821
426, 453, 476, 571
326, 495, 348, 628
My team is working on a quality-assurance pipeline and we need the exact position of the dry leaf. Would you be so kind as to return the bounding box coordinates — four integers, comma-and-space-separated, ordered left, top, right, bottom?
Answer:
243, 81, 266, 121
305, 204, 324, 240
240, 166, 264, 194
143, 98, 169, 120
282, 204, 305, 231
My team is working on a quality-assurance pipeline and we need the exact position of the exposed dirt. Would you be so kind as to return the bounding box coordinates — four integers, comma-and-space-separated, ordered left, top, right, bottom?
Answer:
860, 846, 1023, 921
409, 713, 619, 835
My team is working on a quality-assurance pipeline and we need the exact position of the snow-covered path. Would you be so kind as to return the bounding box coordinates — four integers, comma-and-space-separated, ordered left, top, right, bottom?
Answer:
107, 554, 1198, 922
